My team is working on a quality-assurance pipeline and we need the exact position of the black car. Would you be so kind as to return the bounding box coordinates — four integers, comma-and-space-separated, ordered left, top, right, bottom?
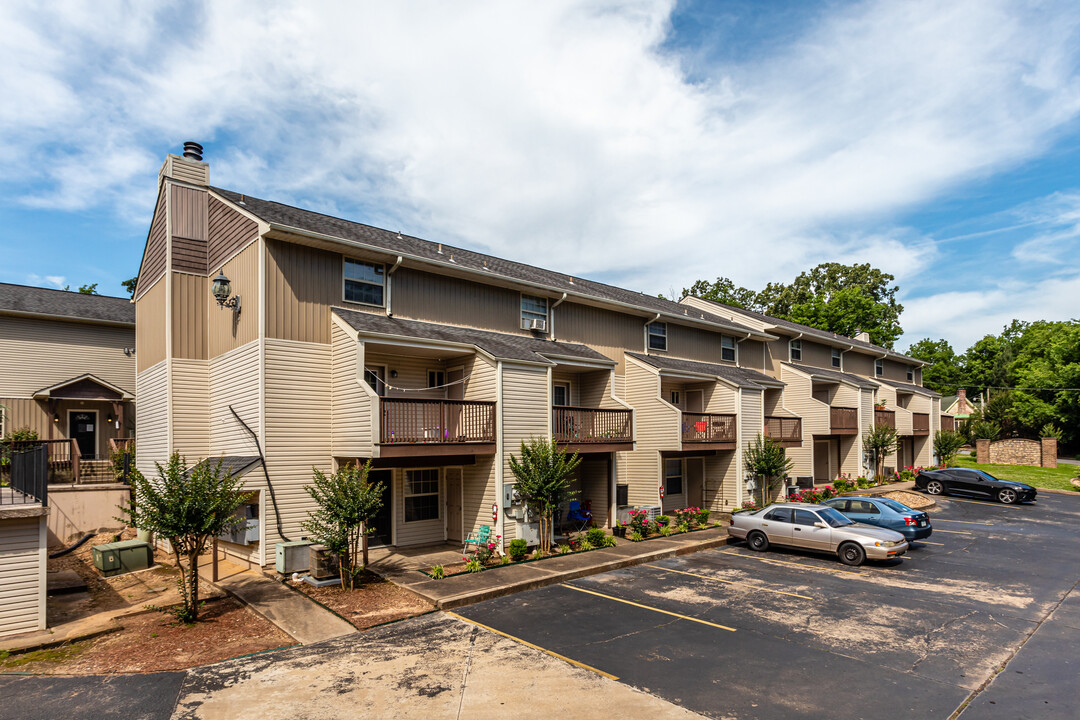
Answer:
915, 468, 1037, 504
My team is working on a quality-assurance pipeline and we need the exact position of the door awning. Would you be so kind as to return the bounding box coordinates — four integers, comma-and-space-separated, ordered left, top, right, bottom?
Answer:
32, 374, 134, 402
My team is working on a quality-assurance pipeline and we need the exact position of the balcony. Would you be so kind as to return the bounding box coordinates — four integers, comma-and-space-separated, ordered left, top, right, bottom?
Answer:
874, 408, 896, 429
913, 412, 930, 435
378, 398, 496, 457
681, 412, 737, 450
553, 406, 634, 453
764, 416, 802, 447
830, 407, 859, 435
941, 415, 955, 432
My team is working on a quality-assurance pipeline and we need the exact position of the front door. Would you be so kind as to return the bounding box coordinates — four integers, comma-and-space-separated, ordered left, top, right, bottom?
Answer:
368, 469, 393, 546
813, 440, 831, 481
686, 457, 704, 507
445, 468, 463, 543
69, 411, 97, 458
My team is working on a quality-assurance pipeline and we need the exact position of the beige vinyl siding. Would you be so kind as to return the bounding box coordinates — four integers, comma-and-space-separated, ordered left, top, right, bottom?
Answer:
624, 358, 678, 506
778, 366, 823, 479
0, 516, 46, 637
612, 372, 626, 400
367, 352, 452, 400
577, 458, 610, 528
501, 363, 550, 541
265, 239, 342, 345
171, 272, 208, 360
0, 398, 51, 441
551, 369, 581, 407
171, 358, 209, 460
135, 187, 167, 300
160, 155, 209, 186
391, 268, 523, 335
462, 456, 497, 538
330, 322, 375, 458
208, 196, 259, 273
843, 352, 874, 377
554, 302, 643, 373
135, 360, 169, 476
209, 341, 261, 457
741, 388, 764, 444
705, 452, 738, 511
208, 241, 259, 358
394, 468, 446, 547
462, 354, 497, 401
0, 316, 134, 399
832, 383, 859, 408
704, 382, 738, 414
136, 276, 167, 372
679, 297, 770, 332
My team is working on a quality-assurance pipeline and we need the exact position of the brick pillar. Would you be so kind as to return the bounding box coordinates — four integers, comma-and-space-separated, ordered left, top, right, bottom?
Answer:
1041, 437, 1058, 469
976, 439, 990, 464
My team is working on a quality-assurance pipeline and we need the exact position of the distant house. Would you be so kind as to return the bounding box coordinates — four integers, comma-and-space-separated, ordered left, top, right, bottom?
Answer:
942, 388, 978, 420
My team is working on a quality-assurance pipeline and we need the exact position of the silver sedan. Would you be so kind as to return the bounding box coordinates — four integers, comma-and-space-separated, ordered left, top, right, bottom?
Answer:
729, 503, 909, 566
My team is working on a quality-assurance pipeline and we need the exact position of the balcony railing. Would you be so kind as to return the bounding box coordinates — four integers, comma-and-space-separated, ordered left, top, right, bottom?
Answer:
379, 398, 496, 444
913, 413, 930, 435
0, 439, 80, 483
553, 406, 633, 444
874, 409, 896, 429
764, 416, 802, 444
681, 412, 737, 444
830, 407, 859, 435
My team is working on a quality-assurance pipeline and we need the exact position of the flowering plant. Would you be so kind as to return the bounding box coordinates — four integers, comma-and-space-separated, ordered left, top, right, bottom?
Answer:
626, 509, 653, 537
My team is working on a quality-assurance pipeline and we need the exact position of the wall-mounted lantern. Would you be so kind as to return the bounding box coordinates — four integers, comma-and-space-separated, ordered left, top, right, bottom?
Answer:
211, 269, 241, 313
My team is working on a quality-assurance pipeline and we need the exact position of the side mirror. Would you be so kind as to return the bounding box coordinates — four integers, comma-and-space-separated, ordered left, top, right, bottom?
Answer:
814, 521, 828, 529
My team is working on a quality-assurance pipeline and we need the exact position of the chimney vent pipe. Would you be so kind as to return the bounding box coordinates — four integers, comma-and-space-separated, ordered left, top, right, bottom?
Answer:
183, 141, 204, 162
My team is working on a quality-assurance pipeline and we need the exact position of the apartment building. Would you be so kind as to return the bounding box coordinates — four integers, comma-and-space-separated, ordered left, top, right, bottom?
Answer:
135, 146, 818, 564
680, 297, 938, 478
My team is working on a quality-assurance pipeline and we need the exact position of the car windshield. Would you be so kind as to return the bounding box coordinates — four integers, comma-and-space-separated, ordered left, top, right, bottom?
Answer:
877, 498, 913, 512
817, 507, 855, 527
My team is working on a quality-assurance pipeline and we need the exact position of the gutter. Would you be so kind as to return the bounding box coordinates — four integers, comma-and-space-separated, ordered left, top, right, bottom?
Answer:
0, 309, 134, 329
549, 292, 567, 340
385, 255, 403, 317
643, 313, 661, 355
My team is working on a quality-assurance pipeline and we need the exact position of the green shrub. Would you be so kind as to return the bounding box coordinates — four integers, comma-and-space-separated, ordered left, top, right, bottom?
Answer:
558, 543, 571, 554
586, 527, 607, 546
532, 549, 544, 560
429, 564, 445, 579
465, 558, 484, 573
678, 522, 691, 533
580, 540, 594, 551
629, 530, 643, 542
696, 509, 710, 525
508, 538, 528, 562
604, 535, 618, 547
501, 555, 511, 565
627, 510, 651, 537
659, 525, 672, 536
656, 515, 670, 527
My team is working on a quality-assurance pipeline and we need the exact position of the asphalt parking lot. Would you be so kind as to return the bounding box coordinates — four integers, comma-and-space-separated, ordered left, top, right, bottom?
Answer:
456, 492, 1080, 720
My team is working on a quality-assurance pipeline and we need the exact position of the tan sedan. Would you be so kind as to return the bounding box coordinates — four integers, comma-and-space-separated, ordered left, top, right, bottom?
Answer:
729, 503, 908, 566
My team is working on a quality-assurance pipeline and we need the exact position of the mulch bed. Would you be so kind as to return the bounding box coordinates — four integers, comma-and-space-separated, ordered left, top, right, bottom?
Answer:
288, 571, 434, 629
2, 597, 294, 674
883, 490, 935, 509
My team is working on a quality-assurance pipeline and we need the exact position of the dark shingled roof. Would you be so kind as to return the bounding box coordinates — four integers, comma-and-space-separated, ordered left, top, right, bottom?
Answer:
0, 283, 134, 325
211, 187, 766, 339
874, 378, 942, 398
186, 456, 263, 479
628, 352, 783, 389
783, 362, 879, 389
333, 308, 612, 366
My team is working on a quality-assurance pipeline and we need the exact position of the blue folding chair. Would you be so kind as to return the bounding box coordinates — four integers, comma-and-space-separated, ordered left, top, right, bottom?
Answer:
566, 501, 592, 533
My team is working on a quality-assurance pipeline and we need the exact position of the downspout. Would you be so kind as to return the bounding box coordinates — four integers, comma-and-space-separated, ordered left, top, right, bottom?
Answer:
549, 292, 567, 340
495, 360, 505, 553
736, 386, 744, 508
385, 255, 403, 317
643, 313, 661, 355
230, 406, 290, 543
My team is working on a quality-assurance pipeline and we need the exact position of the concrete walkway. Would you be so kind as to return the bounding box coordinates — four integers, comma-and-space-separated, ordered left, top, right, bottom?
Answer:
197, 556, 355, 645
370, 527, 731, 609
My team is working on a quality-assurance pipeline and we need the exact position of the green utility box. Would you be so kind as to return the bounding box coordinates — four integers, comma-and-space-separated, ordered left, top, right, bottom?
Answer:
92, 539, 154, 577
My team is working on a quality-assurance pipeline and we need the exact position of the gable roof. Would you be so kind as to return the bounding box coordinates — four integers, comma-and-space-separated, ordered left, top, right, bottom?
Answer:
874, 377, 941, 398
210, 188, 770, 341
185, 456, 263, 480
333, 308, 612, 366
627, 352, 783, 389
782, 362, 879, 389
0, 283, 134, 326
33, 374, 133, 401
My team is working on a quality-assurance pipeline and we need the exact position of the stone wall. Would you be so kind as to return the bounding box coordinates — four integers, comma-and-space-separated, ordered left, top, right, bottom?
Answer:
976, 437, 1057, 469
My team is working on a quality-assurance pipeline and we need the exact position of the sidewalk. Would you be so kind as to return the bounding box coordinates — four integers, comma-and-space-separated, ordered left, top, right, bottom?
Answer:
370, 527, 731, 610
197, 555, 355, 645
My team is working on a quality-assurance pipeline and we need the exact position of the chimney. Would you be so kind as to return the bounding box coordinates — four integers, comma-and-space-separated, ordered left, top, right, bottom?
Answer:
854, 328, 870, 342
159, 140, 209, 187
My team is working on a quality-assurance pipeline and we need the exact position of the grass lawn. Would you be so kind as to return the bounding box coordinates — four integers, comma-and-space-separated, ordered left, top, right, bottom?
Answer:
954, 455, 1080, 492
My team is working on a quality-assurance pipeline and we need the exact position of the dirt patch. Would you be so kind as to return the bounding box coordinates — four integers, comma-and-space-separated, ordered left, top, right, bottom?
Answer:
1, 597, 294, 674
288, 572, 434, 629
883, 490, 934, 509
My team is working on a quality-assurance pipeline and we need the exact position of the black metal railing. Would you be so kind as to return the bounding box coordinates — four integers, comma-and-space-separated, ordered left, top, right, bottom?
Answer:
1, 445, 47, 506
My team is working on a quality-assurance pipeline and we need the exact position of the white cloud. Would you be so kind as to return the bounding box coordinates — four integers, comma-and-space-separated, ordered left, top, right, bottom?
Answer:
25, 274, 67, 289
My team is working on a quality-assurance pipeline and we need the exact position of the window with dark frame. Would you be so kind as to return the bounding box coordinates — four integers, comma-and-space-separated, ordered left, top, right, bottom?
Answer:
404, 469, 440, 522
789, 338, 802, 361
664, 458, 683, 496
648, 322, 667, 351
427, 370, 445, 389
552, 383, 570, 406
669, 390, 681, 407
831, 348, 842, 368
907, 366, 914, 382
721, 335, 736, 362
343, 258, 385, 306
521, 294, 548, 327
875, 359, 884, 377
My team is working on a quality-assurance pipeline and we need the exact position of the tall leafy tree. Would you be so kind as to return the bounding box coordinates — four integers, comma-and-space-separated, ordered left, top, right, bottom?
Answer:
121, 277, 138, 297
78, 283, 99, 294
302, 461, 384, 589
906, 338, 965, 395
677, 277, 761, 309
743, 433, 794, 506
508, 438, 581, 554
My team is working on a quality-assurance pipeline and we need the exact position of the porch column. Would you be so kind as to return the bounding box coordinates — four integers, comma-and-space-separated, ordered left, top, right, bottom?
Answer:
609, 452, 617, 529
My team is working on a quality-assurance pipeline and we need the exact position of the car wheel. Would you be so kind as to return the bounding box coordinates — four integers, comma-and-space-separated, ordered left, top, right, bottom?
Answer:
838, 542, 866, 566
998, 488, 1018, 504
925, 480, 945, 496
747, 531, 770, 552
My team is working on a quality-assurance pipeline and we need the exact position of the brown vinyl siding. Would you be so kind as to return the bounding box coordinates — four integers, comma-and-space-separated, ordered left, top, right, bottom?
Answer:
390, 267, 523, 335
208, 196, 259, 273
843, 352, 874, 377
170, 185, 208, 275
765, 336, 791, 376
135, 187, 167, 300
798, 340, 833, 370
172, 237, 208, 275
0, 516, 46, 638
265, 238, 341, 345
135, 360, 169, 476
739, 340, 766, 372
136, 277, 167, 372
209, 241, 259, 358
881, 358, 915, 383
330, 322, 375, 458
209, 341, 261, 457
170, 273, 208, 360
171, 358, 209, 459
555, 302, 642, 372
662, 323, 731, 364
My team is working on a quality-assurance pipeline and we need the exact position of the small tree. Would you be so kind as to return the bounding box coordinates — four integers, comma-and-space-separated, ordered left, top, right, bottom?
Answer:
118, 454, 251, 623
863, 424, 899, 481
508, 438, 582, 554
743, 433, 793, 507
302, 461, 384, 590
934, 430, 965, 467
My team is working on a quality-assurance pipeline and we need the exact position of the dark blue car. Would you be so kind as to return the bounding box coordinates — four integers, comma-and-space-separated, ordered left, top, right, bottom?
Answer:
821, 496, 933, 541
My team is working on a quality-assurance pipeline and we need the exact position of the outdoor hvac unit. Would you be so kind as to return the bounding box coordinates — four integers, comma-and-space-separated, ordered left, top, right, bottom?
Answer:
517, 521, 540, 547
616, 504, 662, 524
309, 545, 340, 581
521, 318, 547, 332
92, 539, 153, 577
275, 540, 315, 574
217, 503, 260, 545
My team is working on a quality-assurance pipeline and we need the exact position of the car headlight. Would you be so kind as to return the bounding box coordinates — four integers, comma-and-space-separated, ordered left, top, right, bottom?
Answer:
874, 540, 899, 547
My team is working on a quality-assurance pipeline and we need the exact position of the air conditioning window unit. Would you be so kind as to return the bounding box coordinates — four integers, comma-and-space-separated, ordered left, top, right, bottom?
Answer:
217, 503, 260, 545
309, 544, 340, 581
521, 318, 547, 332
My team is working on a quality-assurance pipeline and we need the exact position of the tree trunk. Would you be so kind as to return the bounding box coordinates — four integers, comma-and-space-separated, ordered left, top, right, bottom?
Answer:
187, 550, 200, 622
361, 521, 369, 568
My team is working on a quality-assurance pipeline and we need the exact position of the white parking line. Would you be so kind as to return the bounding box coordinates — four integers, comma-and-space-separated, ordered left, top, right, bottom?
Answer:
933, 529, 973, 535
648, 564, 815, 600
933, 518, 992, 525
718, 550, 866, 576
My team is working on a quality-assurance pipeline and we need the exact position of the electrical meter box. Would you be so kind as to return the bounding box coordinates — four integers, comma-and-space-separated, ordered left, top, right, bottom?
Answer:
92, 539, 153, 577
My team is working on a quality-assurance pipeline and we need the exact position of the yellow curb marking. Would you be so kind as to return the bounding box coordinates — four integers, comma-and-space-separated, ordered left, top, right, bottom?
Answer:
445, 611, 619, 680
917, 540, 946, 546
562, 584, 737, 632
718, 550, 866, 576
648, 564, 814, 600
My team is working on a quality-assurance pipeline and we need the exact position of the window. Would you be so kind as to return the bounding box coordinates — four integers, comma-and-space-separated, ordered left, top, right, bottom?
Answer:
668, 390, 681, 407
793, 509, 820, 526
907, 366, 914, 382
404, 469, 440, 522
364, 366, 386, 396
831, 348, 842, 368
763, 507, 792, 522
648, 322, 667, 351
721, 336, 736, 362
789, 339, 802, 361
427, 370, 445, 389
875, 359, 884, 377
521, 294, 548, 328
552, 383, 570, 407
664, 459, 683, 496
344, 258, 385, 306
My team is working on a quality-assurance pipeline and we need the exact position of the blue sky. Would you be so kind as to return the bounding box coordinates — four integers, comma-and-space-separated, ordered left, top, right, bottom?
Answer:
2, 0, 1079, 352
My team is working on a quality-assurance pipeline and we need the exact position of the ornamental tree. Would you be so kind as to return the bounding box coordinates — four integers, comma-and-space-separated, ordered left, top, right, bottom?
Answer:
508, 438, 581, 554
302, 461, 385, 590
863, 424, 899, 482
743, 433, 793, 507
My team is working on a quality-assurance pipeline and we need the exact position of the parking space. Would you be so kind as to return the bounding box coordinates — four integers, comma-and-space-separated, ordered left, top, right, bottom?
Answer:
456, 492, 1080, 719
